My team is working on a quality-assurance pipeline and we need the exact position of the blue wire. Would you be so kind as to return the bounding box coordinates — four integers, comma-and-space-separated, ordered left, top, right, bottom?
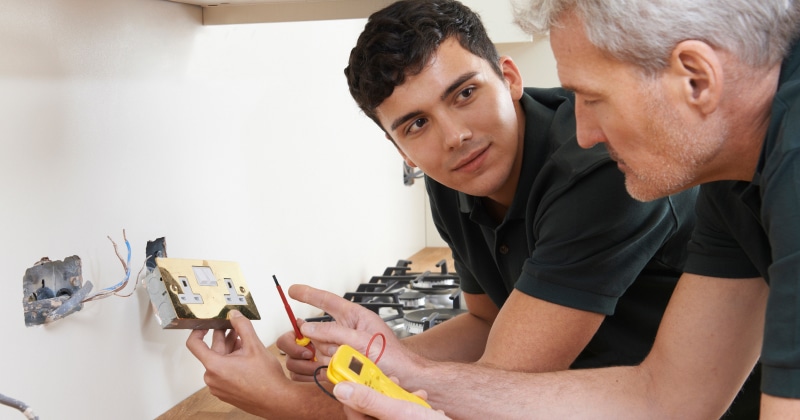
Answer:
124, 238, 132, 280
101, 238, 132, 292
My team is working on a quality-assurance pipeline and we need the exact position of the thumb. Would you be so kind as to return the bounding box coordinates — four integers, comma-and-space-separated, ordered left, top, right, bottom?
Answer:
228, 310, 260, 347
333, 382, 360, 403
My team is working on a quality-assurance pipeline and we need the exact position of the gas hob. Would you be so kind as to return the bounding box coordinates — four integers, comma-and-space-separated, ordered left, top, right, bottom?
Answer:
306, 259, 464, 338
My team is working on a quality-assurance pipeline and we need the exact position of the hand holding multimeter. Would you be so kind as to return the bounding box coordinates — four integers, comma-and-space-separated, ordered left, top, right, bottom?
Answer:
327, 344, 432, 409
273, 278, 430, 410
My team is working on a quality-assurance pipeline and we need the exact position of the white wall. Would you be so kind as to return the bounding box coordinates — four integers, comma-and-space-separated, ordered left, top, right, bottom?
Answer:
498, 39, 561, 88
0, 0, 426, 418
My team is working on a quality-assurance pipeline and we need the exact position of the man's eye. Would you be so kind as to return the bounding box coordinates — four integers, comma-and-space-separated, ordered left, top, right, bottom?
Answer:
575, 92, 600, 106
459, 87, 474, 99
407, 118, 427, 134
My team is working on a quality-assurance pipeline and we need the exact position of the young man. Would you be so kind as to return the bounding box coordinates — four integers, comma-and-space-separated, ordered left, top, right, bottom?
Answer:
308, 0, 800, 418
186, 1, 703, 418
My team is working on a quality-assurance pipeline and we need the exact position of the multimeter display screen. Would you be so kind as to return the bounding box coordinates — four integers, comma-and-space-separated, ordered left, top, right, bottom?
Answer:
348, 357, 363, 375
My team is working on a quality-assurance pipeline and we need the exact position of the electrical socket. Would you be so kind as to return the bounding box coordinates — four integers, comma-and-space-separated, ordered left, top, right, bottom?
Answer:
144, 257, 260, 329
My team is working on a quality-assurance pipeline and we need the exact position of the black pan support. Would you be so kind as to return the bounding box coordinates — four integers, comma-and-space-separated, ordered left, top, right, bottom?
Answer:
304, 260, 461, 330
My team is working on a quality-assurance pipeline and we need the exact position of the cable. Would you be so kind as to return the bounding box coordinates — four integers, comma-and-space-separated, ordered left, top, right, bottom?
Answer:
82, 229, 138, 302
102, 229, 132, 290
366, 332, 386, 364
314, 365, 337, 401
113, 257, 149, 298
0, 393, 38, 420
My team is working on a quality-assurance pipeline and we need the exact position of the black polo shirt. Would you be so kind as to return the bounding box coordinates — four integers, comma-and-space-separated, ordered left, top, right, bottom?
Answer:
426, 87, 697, 367
684, 38, 800, 398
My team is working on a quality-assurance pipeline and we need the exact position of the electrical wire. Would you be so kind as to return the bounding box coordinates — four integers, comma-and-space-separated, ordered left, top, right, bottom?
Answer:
108, 230, 131, 280
35, 229, 142, 324
366, 332, 386, 364
102, 229, 131, 291
314, 365, 337, 401
82, 229, 140, 302
113, 256, 150, 298
0, 393, 38, 420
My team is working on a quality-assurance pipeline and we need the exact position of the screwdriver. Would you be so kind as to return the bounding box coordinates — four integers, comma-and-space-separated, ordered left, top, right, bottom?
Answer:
273, 275, 316, 361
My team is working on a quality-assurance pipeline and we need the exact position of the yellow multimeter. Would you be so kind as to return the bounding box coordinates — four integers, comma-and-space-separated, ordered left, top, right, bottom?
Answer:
327, 344, 432, 408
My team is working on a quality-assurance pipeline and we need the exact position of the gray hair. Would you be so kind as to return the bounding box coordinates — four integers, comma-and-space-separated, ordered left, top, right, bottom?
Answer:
513, 0, 800, 74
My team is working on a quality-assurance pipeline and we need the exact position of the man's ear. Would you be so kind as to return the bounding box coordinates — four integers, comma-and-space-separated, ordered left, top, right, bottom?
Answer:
668, 40, 722, 115
499, 56, 524, 100
386, 132, 418, 167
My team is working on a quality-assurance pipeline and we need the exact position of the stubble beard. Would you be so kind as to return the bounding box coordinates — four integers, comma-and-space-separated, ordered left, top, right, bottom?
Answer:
624, 91, 726, 202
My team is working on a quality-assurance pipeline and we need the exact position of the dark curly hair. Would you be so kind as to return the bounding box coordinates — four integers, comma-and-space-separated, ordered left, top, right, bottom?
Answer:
345, 0, 502, 131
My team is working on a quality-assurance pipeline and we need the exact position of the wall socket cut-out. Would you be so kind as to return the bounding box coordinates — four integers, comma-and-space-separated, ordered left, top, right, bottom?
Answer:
145, 258, 260, 329
22, 256, 87, 326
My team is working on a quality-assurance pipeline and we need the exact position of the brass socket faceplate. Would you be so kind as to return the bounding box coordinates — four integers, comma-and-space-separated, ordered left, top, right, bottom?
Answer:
146, 257, 260, 329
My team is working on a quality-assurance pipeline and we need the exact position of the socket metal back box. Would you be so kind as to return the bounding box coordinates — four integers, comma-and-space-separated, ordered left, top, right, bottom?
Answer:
145, 257, 260, 329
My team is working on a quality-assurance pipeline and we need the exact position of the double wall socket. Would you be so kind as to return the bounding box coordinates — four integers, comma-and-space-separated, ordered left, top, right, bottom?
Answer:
145, 257, 260, 329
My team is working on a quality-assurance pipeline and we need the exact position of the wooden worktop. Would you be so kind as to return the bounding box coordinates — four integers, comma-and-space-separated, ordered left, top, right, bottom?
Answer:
156, 247, 454, 419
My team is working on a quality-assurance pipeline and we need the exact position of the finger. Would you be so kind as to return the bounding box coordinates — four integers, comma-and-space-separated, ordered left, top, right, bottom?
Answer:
210, 329, 228, 353
225, 328, 240, 353
296, 319, 317, 359
412, 389, 429, 400
276, 329, 314, 360
289, 284, 360, 322
232, 336, 244, 351
285, 357, 324, 381
341, 406, 371, 420
334, 382, 432, 420
186, 329, 212, 362
227, 310, 263, 352
300, 321, 370, 353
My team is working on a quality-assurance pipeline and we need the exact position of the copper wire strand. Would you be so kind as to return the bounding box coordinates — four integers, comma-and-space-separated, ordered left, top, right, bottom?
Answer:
114, 258, 149, 298
114, 255, 153, 297
81, 229, 136, 303
107, 229, 129, 274
81, 270, 138, 302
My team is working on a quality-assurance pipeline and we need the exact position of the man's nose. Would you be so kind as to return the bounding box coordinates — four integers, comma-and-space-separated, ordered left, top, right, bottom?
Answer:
574, 102, 605, 149
442, 118, 471, 148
